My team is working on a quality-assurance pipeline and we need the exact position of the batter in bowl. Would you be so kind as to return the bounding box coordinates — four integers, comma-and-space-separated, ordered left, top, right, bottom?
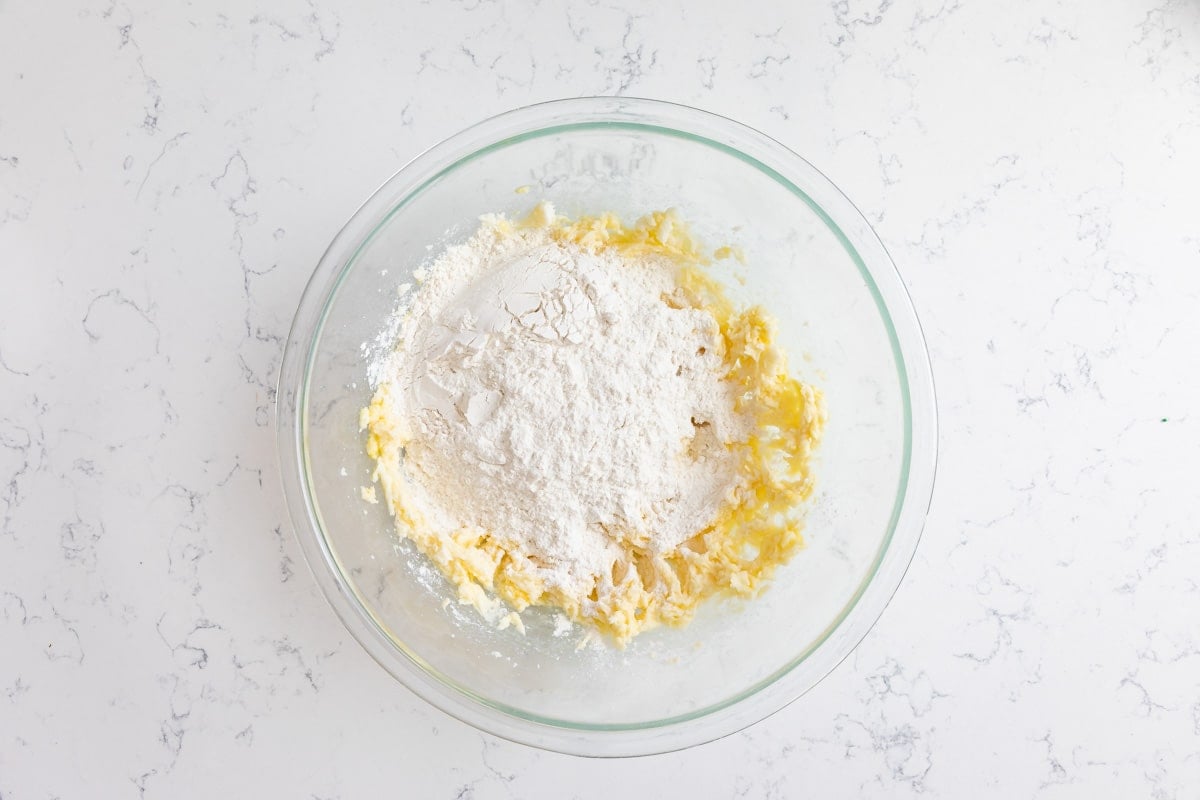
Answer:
362, 203, 825, 645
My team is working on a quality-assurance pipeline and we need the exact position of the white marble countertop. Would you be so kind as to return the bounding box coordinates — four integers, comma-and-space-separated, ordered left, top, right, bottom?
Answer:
3, 0, 1198, 796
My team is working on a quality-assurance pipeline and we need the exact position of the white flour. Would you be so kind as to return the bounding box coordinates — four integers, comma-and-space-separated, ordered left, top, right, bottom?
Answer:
373, 217, 749, 597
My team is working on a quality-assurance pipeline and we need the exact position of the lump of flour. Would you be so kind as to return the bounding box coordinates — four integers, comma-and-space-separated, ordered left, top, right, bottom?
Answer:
362, 204, 825, 645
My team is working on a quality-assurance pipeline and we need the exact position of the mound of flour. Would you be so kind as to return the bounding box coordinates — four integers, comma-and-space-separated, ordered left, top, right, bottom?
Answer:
373, 219, 749, 596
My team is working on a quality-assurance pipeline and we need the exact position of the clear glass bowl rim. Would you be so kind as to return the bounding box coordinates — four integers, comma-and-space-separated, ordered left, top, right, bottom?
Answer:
276, 97, 938, 757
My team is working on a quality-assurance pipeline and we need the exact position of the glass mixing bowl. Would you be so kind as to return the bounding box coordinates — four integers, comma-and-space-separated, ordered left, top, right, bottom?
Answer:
276, 98, 936, 756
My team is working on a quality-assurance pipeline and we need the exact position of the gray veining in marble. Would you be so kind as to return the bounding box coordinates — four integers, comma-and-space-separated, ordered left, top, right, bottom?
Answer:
1, 0, 1198, 796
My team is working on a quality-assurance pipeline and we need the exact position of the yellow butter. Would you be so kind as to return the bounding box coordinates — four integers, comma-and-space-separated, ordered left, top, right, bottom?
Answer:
364, 203, 825, 646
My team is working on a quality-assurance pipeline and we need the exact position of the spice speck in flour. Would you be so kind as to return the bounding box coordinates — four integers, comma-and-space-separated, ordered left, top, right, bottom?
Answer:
362, 203, 825, 645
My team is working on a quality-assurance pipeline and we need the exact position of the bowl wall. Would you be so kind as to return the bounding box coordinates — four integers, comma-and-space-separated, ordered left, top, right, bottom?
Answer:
279, 98, 936, 755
